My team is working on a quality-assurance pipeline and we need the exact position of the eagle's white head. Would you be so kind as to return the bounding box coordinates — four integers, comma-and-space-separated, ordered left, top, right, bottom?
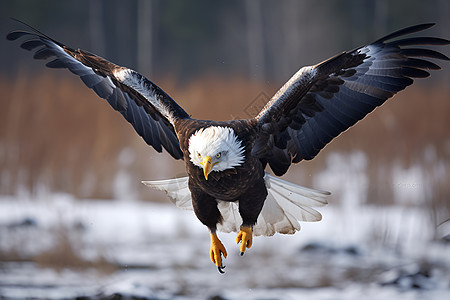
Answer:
188, 126, 245, 180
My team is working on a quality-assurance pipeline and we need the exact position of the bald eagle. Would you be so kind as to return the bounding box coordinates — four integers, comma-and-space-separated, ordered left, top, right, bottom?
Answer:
7, 20, 449, 273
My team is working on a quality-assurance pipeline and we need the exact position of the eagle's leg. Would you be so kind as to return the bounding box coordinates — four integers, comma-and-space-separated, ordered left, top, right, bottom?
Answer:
210, 231, 227, 273
236, 178, 267, 256
189, 182, 227, 272
236, 226, 253, 255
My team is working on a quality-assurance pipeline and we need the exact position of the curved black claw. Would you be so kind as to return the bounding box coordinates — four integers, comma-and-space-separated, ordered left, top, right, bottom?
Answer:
240, 252, 244, 256
217, 265, 226, 274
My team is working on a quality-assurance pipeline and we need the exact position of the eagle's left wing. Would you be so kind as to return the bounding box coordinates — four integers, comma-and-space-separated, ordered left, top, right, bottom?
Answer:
253, 23, 449, 176
7, 20, 190, 160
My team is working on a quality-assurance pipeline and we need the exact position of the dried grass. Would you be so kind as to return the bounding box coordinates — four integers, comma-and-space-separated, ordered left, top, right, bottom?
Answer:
0, 73, 449, 217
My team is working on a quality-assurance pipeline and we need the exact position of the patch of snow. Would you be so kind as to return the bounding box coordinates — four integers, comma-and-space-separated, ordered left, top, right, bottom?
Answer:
391, 162, 427, 205
1, 151, 449, 299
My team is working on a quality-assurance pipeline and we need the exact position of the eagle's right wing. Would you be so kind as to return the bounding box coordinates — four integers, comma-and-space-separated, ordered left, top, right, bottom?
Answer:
253, 24, 449, 175
7, 20, 190, 159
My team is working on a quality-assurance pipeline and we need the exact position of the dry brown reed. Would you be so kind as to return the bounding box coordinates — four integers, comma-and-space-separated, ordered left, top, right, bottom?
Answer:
0, 72, 449, 218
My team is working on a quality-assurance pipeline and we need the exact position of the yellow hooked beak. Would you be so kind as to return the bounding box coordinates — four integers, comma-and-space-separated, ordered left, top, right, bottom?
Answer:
202, 156, 217, 180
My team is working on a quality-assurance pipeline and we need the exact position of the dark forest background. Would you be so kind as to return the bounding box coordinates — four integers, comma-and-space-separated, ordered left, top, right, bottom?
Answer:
2, 0, 450, 81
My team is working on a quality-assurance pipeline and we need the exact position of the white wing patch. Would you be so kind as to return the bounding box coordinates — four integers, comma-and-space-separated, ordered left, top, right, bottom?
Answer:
256, 66, 316, 120
142, 173, 329, 236
114, 68, 176, 124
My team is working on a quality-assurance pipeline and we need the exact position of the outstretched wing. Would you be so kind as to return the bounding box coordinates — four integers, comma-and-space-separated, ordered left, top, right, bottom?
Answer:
7, 20, 190, 159
253, 23, 449, 175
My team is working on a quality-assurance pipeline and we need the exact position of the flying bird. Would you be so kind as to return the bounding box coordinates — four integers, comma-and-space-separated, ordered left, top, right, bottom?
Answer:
7, 20, 449, 273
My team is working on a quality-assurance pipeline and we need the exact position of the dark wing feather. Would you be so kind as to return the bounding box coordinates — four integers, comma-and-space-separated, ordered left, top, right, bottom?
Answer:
254, 23, 449, 176
7, 20, 190, 160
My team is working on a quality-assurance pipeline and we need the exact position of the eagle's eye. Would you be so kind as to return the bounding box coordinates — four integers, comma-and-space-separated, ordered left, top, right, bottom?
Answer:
197, 152, 201, 158
215, 152, 221, 159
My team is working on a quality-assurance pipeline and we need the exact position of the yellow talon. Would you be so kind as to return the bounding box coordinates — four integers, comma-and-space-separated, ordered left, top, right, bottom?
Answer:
236, 226, 253, 255
210, 232, 227, 271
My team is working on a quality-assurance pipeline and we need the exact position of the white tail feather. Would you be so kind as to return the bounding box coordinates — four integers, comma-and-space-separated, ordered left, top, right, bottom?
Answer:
142, 176, 192, 210
142, 173, 330, 236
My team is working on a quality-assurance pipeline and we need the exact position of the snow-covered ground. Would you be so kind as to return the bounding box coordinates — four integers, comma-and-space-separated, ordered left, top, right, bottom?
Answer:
0, 195, 449, 300
1, 151, 449, 299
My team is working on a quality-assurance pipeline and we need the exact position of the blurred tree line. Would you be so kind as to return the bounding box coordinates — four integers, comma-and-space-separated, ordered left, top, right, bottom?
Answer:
2, 0, 449, 83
